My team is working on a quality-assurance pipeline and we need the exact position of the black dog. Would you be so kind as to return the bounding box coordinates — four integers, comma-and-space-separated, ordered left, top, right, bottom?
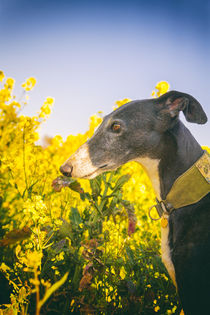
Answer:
60, 91, 210, 315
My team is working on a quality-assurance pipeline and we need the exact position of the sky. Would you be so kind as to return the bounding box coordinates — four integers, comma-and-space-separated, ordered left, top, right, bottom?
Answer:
0, 0, 210, 145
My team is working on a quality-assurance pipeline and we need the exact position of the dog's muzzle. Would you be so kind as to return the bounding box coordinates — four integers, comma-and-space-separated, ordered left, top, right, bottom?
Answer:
59, 143, 101, 179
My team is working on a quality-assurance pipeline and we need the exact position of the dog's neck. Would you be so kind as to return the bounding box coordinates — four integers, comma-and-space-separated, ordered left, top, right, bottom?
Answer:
136, 120, 203, 200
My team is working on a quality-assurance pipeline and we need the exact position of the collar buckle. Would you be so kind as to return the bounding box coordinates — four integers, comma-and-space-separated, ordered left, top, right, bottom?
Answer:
149, 198, 174, 221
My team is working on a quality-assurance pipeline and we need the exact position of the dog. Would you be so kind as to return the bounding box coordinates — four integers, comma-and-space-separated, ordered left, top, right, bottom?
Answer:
60, 91, 210, 315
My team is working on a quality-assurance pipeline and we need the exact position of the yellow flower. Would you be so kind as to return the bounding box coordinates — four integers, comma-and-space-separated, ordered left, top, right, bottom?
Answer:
154, 306, 160, 312
107, 296, 112, 302
22, 77, 36, 91
6, 78, 15, 89
152, 81, 170, 98
114, 98, 132, 109
56, 251, 65, 261
26, 251, 43, 268
155, 81, 170, 97
0, 70, 5, 82
2, 202, 10, 208
17, 248, 43, 270
0, 262, 11, 273
39, 97, 54, 118
42, 104, 51, 115
46, 97, 54, 105
51, 266, 57, 270
120, 266, 126, 279
0, 72, 208, 314
41, 279, 51, 289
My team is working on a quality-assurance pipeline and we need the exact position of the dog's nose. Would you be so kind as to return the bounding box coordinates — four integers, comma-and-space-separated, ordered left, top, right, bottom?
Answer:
60, 163, 73, 177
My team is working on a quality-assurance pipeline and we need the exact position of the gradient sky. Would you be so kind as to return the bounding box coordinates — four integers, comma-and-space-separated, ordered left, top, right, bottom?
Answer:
0, 0, 210, 145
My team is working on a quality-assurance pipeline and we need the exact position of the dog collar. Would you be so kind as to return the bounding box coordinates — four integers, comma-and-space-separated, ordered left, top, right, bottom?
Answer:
149, 150, 210, 220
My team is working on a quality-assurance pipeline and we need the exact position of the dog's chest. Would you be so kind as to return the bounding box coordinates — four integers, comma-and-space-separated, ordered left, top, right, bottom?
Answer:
161, 216, 177, 287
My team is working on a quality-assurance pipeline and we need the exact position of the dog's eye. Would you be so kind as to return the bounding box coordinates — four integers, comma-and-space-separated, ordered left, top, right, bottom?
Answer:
111, 123, 121, 132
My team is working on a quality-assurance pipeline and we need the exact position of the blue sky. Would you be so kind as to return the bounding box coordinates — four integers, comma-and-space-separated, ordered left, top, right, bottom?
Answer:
0, 0, 209, 145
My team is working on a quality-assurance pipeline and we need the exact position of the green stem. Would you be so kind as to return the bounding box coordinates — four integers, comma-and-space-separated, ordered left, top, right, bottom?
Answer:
22, 126, 28, 191
35, 268, 40, 315
99, 173, 114, 212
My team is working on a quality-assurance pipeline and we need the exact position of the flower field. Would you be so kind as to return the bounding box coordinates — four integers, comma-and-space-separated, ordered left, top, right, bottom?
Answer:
0, 72, 207, 314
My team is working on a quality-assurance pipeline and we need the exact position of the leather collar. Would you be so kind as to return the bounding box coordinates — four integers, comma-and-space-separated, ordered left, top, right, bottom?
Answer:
149, 151, 210, 219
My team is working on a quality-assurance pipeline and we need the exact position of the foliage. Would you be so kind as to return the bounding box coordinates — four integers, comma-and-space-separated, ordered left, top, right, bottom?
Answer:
0, 72, 205, 315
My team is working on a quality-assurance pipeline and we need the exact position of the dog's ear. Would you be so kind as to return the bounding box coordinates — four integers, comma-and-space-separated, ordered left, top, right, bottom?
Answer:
155, 91, 207, 129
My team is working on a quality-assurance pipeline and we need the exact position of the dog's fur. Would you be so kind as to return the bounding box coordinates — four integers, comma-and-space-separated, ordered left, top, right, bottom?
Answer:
60, 91, 210, 315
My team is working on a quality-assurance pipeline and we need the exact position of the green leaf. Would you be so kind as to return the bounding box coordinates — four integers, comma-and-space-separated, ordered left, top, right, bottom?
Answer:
125, 245, 134, 265
38, 272, 69, 310
59, 219, 72, 238
109, 196, 118, 210
70, 207, 82, 225
69, 180, 84, 194
90, 176, 101, 197
113, 174, 131, 192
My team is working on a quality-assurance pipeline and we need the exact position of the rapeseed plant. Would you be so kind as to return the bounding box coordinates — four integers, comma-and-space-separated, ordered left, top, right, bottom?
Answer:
1, 72, 206, 314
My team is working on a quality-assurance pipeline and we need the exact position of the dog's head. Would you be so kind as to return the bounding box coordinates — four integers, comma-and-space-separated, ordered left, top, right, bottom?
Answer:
60, 91, 207, 179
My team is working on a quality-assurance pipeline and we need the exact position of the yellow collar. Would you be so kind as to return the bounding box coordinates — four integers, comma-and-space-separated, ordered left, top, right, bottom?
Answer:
149, 151, 210, 219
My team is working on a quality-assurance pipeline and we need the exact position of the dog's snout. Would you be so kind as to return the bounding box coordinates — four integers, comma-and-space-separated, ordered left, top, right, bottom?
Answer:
60, 163, 73, 177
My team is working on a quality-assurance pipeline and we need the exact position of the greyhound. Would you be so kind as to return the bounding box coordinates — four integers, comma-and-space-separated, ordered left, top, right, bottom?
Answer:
60, 91, 210, 315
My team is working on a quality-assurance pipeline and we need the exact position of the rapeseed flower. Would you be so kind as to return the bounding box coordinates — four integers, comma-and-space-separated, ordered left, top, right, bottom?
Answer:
22, 77, 36, 91
152, 81, 170, 97
0, 72, 197, 314
0, 70, 5, 82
